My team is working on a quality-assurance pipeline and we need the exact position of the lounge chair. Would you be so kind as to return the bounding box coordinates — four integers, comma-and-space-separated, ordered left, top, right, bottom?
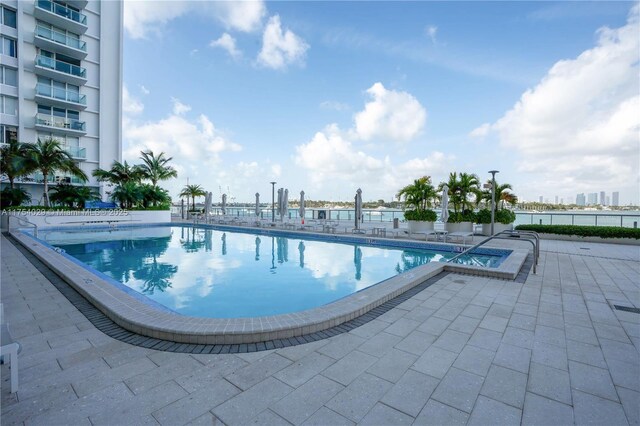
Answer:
0, 304, 20, 393
448, 231, 474, 245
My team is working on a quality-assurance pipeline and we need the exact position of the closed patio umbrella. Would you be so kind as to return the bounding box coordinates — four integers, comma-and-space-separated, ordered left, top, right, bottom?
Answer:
281, 189, 289, 221
354, 188, 363, 231
277, 188, 283, 221
299, 190, 305, 224
255, 193, 260, 217
204, 192, 212, 221
221, 193, 227, 216
440, 185, 449, 224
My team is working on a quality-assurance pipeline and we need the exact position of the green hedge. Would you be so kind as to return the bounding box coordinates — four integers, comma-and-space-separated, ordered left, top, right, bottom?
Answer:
515, 224, 640, 239
404, 209, 437, 221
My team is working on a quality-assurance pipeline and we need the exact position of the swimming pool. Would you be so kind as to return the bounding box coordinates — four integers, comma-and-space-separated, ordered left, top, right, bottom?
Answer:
38, 225, 507, 318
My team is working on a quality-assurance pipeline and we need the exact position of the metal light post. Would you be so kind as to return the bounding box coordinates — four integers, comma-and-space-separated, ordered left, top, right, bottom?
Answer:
270, 181, 276, 221
488, 170, 499, 235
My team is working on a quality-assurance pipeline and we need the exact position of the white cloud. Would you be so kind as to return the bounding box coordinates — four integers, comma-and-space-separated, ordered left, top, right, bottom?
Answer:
295, 125, 384, 184
294, 124, 453, 196
212, 1, 266, 33
124, 0, 265, 39
469, 123, 490, 138
257, 15, 309, 70
210, 33, 242, 59
139, 85, 150, 95
353, 82, 427, 142
123, 99, 242, 199
426, 25, 438, 44
475, 4, 640, 200
171, 98, 192, 115
320, 101, 350, 112
123, 86, 144, 115
124, 1, 190, 39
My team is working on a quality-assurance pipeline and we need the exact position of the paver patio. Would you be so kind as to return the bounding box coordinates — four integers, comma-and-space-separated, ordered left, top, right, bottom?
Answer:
1, 234, 638, 425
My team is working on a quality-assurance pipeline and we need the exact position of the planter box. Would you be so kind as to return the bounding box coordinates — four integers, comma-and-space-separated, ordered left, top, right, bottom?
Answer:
445, 221, 473, 233
480, 223, 513, 236
407, 220, 434, 234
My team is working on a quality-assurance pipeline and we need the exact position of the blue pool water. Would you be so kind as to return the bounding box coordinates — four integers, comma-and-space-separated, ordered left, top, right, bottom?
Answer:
38, 225, 506, 318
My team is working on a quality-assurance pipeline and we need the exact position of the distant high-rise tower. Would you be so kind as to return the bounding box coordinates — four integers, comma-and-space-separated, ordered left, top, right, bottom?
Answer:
560, 198, 564, 205
606, 196, 610, 206
576, 193, 586, 206
612, 192, 620, 206
539, 196, 543, 203
587, 193, 598, 205
555, 196, 558, 204
600, 191, 606, 205
0, 0, 123, 203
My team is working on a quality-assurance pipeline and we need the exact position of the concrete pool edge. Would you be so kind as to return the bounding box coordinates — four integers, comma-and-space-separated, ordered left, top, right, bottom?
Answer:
10, 228, 530, 344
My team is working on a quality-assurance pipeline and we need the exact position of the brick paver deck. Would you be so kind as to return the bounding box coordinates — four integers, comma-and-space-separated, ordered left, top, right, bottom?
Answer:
1, 234, 638, 425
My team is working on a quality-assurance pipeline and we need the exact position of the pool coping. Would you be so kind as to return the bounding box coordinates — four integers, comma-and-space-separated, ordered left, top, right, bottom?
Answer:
9, 225, 530, 344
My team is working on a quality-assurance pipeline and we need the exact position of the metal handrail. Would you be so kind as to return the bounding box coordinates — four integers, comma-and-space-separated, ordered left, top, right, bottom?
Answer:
447, 230, 539, 274
8, 215, 39, 239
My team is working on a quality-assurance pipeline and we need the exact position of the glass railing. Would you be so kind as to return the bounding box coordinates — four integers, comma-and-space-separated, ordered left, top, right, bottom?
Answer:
36, 83, 86, 105
36, 55, 86, 78
35, 25, 86, 51
36, 0, 87, 25
32, 173, 83, 184
66, 145, 86, 159
36, 113, 86, 131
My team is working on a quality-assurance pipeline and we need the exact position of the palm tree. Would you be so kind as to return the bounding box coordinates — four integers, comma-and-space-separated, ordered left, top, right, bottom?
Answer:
49, 183, 100, 208
139, 150, 177, 188
396, 176, 437, 211
457, 172, 480, 211
24, 138, 87, 207
111, 181, 143, 209
179, 184, 206, 211
441, 172, 480, 213
485, 181, 518, 209
0, 140, 34, 189
92, 160, 144, 186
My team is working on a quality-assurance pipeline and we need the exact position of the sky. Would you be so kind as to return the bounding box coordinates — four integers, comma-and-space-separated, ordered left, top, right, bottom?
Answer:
121, 1, 640, 205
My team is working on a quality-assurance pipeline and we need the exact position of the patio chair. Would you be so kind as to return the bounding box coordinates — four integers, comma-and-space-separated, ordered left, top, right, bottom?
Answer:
0, 304, 20, 393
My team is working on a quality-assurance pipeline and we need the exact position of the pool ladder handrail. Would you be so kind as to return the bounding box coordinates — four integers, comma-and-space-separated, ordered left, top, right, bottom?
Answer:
8, 215, 39, 239
447, 230, 539, 274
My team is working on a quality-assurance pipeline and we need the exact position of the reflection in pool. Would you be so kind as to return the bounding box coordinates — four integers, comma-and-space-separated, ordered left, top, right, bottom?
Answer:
40, 226, 504, 318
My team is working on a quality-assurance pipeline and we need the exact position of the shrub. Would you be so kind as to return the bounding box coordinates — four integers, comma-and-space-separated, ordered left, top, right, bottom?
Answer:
515, 224, 640, 239
0, 187, 31, 208
404, 209, 437, 221
475, 208, 492, 224
496, 209, 516, 224
448, 209, 477, 223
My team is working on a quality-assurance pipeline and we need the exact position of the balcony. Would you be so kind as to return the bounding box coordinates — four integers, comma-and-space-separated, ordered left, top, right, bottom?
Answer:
31, 172, 85, 184
35, 54, 86, 86
34, 0, 87, 34
35, 83, 87, 110
66, 145, 86, 160
34, 24, 87, 60
35, 113, 86, 135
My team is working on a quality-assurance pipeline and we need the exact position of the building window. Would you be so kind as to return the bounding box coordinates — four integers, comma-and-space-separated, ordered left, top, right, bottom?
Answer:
1, 7, 17, 29
1, 36, 17, 57
1, 66, 17, 86
1, 125, 18, 144
0, 95, 18, 115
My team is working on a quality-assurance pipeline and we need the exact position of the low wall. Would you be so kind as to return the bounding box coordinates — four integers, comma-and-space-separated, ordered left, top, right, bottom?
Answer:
6, 210, 170, 229
537, 232, 639, 246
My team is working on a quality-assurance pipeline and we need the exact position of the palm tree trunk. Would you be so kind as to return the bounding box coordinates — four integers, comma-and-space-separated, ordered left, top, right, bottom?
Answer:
9, 177, 15, 190
43, 172, 49, 207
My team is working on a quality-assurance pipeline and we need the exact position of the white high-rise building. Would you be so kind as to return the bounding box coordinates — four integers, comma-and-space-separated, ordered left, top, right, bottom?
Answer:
600, 191, 606, 206
587, 193, 598, 205
612, 192, 620, 206
576, 193, 586, 206
0, 0, 122, 203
